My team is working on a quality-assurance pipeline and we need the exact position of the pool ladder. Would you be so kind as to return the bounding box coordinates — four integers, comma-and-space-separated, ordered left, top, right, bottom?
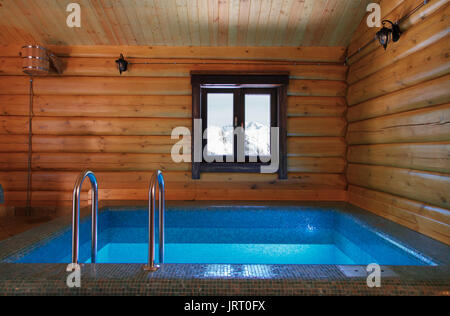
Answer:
71, 170, 99, 264
69, 169, 165, 269
143, 170, 165, 272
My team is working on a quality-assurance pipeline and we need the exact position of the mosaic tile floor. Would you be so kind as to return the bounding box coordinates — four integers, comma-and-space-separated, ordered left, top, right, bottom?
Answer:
0, 263, 449, 295
0, 206, 69, 242
0, 216, 57, 242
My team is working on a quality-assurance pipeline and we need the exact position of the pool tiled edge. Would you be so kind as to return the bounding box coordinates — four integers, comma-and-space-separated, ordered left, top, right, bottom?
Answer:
0, 263, 449, 295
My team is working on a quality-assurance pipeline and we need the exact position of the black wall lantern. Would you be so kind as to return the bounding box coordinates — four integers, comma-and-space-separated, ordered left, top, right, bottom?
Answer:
115, 53, 128, 75
376, 20, 401, 50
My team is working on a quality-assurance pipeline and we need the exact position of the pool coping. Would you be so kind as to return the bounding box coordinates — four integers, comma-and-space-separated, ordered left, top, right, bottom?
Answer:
0, 201, 449, 296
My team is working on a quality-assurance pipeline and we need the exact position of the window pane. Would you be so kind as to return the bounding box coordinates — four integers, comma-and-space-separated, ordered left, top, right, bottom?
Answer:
245, 94, 271, 156
207, 93, 234, 156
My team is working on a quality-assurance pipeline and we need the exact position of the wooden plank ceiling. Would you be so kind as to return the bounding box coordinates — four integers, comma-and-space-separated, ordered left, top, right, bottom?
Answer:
0, 0, 370, 47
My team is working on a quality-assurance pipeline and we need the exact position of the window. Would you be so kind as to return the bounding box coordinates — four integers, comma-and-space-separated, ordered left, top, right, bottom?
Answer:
191, 74, 288, 179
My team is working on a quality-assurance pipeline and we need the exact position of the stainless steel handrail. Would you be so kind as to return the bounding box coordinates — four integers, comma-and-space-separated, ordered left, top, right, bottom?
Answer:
71, 170, 98, 264
143, 170, 165, 272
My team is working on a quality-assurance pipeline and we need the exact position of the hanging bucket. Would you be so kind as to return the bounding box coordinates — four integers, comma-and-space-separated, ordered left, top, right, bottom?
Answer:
21, 45, 50, 75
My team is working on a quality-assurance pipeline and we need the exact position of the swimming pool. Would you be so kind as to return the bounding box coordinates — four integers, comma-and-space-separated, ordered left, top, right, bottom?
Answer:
7, 206, 435, 266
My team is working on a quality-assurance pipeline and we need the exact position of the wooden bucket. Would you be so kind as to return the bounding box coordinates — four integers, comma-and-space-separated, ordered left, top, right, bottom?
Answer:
21, 45, 50, 75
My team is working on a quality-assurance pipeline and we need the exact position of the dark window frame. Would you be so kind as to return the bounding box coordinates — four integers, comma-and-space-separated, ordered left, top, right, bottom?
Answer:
191, 74, 288, 180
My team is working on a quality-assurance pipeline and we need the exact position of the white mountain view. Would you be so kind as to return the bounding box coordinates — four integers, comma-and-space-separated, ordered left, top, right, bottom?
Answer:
207, 121, 270, 157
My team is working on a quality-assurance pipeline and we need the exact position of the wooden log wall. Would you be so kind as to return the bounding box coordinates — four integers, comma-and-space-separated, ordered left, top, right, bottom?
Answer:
346, 0, 450, 245
0, 46, 348, 207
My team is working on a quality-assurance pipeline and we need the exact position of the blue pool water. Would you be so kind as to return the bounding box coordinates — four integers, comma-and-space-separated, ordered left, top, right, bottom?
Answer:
94, 243, 354, 264
9, 207, 433, 265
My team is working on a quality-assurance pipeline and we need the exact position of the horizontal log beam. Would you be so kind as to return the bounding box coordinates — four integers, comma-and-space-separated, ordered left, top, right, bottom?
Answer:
98, 188, 347, 201
29, 153, 344, 174
347, 75, 450, 122
32, 135, 190, 154
0, 116, 29, 134
0, 76, 29, 95
347, 163, 450, 209
32, 77, 191, 96
31, 153, 190, 172
32, 117, 191, 136
0, 57, 347, 80
34, 95, 191, 118
287, 137, 346, 157
0, 153, 28, 170
2, 191, 89, 207
348, 142, 450, 173
32, 135, 345, 157
0, 95, 29, 116
287, 96, 346, 117
0, 172, 27, 190
27, 95, 347, 118
288, 80, 347, 97
288, 157, 345, 173
32, 116, 345, 137
27, 171, 346, 191
288, 117, 346, 137
0, 135, 28, 152
347, 103, 450, 145
0, 45, 347, 62
0, 76, 346, 97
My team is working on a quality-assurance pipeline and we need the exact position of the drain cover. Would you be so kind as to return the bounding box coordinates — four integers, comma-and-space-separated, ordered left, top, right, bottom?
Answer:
338, 265, 398, 278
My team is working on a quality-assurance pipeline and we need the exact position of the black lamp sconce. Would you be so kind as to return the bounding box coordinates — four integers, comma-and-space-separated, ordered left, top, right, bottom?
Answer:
115, 53, 128, 74
376, 20, 401, 50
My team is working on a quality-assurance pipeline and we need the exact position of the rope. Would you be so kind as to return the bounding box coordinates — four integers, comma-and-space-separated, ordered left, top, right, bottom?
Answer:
26, 77, 34, 216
